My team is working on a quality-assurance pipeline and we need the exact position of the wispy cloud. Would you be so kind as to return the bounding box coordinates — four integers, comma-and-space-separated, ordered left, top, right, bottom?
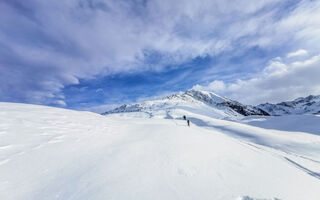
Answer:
287, 49, 308, 58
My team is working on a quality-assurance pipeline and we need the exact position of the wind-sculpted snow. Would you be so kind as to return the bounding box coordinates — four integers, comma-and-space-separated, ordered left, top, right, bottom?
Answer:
1, 102, 320, 200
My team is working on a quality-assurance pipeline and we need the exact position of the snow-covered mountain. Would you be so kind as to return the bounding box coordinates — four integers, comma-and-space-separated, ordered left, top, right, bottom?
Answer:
258, 95, 320, 115
105, 90, 320, 117
103, 89, 269, 119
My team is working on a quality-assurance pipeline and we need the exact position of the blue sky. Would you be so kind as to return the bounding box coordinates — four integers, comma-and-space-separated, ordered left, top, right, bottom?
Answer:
1, 0, 320, 112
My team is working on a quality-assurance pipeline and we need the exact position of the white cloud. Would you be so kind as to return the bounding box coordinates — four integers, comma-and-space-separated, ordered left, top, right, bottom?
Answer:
54, 100, 67, 107
287, 49, 308, 58
194, 53, 320, 105
1, 0, 320, 105
193, 80, 226, 92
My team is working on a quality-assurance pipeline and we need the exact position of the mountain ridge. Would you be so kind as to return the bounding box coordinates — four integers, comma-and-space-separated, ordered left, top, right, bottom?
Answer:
103, 89, 269, 118
104, 89, 320, 117
257, 94, 320, 115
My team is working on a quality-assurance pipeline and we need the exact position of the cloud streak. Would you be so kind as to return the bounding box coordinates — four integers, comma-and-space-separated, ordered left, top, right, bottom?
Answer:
287, 49, 308, 58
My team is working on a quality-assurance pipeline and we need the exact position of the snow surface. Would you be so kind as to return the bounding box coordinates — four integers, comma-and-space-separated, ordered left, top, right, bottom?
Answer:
1, 102, 320, 200
241, 115, 320, 136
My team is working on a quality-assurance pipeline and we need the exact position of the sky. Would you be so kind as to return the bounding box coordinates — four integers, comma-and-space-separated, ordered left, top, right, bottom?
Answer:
1, 0, 320, 112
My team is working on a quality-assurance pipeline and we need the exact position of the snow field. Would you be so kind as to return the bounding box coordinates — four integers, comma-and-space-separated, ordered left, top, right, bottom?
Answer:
0, 102, 319, 200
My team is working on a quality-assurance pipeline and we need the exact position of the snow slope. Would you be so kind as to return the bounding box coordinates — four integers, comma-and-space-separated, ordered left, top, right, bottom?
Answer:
1, 102, 320, 200
240, 115, 320, 136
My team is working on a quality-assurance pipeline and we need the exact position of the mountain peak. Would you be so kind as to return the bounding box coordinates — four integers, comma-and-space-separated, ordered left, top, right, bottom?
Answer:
184, 89, 228, 103
162, 89, 228, 104
103, 89, 268, 118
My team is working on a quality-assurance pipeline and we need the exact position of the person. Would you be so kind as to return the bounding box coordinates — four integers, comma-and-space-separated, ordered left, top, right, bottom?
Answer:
187, 120, 190, 127
183, 115, 186, 120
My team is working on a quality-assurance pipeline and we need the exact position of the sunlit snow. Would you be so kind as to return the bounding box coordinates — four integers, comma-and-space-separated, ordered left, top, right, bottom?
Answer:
0, 101, 319, 200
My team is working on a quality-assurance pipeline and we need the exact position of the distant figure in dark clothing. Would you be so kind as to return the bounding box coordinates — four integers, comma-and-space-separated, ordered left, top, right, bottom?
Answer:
187, 120, 190, 127
183, 115, 186, 120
